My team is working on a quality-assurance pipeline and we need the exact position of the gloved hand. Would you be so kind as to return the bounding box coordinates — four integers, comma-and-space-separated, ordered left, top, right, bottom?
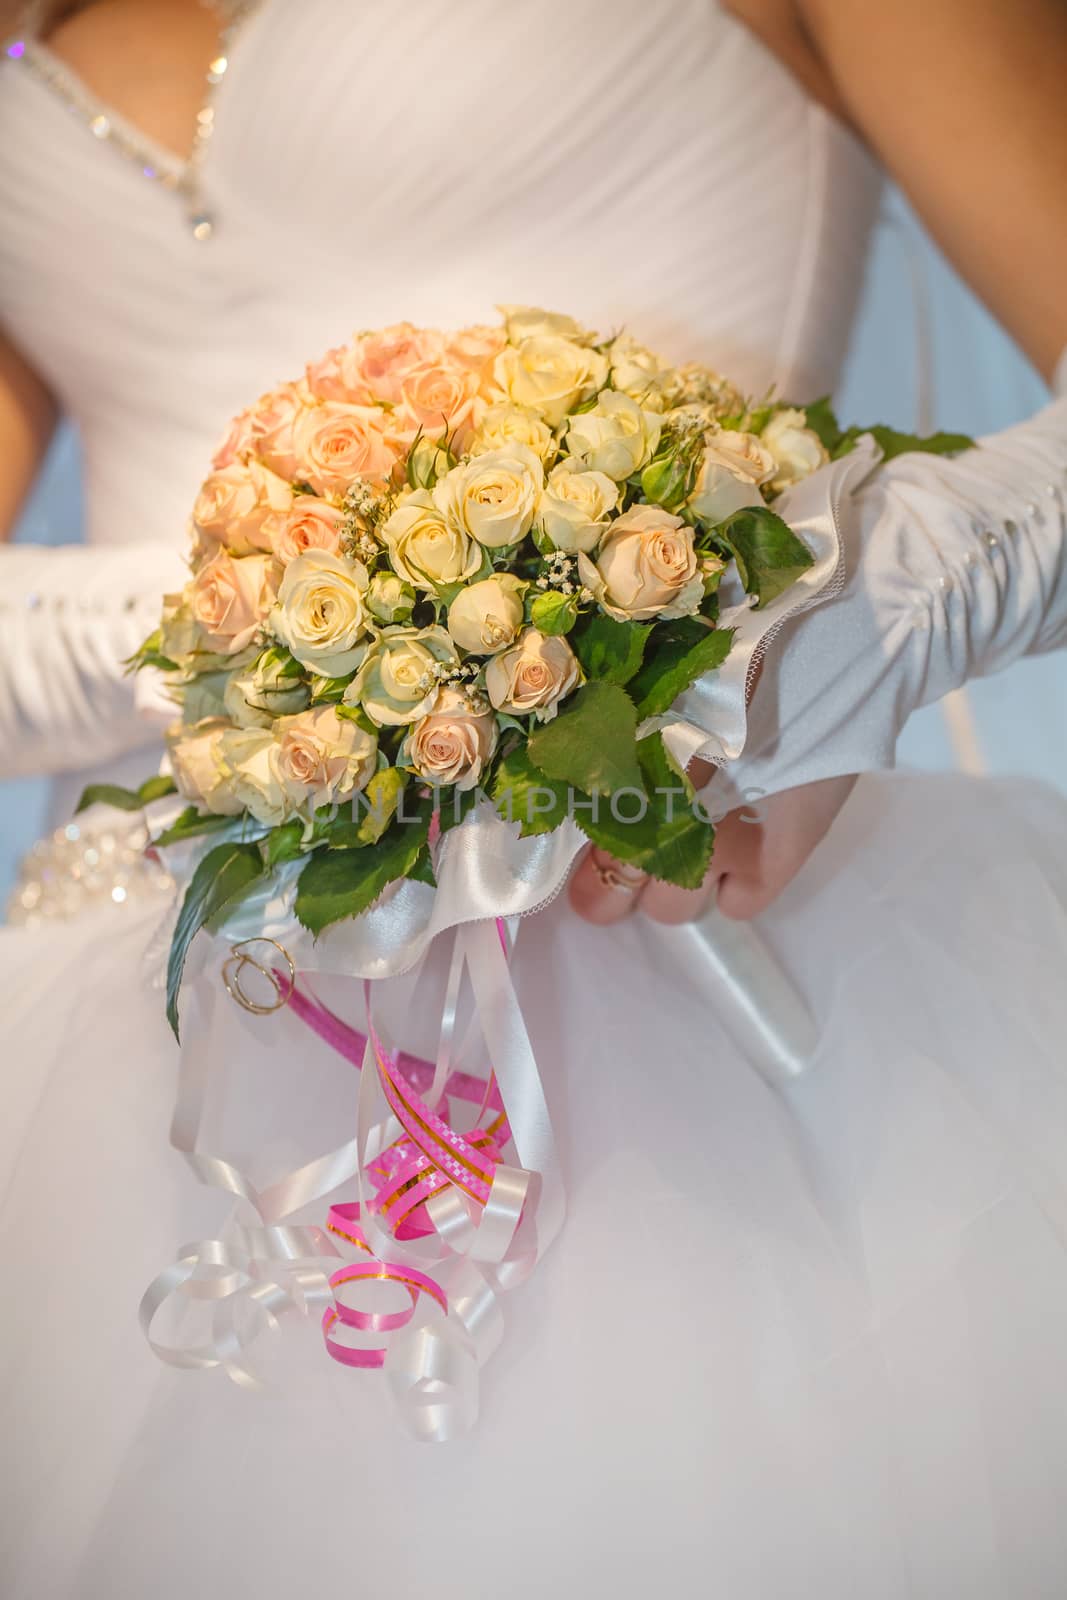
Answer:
0, 539, 187, 779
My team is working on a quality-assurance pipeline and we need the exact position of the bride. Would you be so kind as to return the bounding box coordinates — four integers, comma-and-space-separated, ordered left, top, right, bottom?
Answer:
2, 1, 1066, 1595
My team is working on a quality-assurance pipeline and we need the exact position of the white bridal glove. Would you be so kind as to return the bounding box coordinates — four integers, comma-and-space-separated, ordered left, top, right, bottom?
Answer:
0, 539, 187, 779
718, 384, 1067, 805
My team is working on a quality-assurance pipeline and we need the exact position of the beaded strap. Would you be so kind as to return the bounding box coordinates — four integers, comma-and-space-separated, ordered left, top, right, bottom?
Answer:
4, 0, 263, 239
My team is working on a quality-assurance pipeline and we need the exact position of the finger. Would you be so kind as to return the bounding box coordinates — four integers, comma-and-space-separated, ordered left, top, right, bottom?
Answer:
569, 847, 649, 925
639, 865, 717, 925
712, 774, 858, 921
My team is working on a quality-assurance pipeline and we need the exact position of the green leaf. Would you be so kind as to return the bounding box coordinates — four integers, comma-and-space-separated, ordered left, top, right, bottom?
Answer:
629, 618, 734, 719
335, 702, 377, 734
406, 846, 437, 887
800, 395, 843, 453
718, 506, 814, 607
166, 841, 265, 1039
803, 397, 974, 464
308, 675, 352, 705
75, 775, 177, 814
527, 681, 642, 797
640, 453, 693, 511
152, 806, 237, 849
353, 767, 408, 845
312, 767, 409, 849
294, 800, 434, 936
257, 645, 305, 680
263, 818, 307, 868
125, 628, 179, 676
434, 785, 482, 836
574, 734, 715, 889
529, 590, 579, 636
838, 422, 975, 463
138, 775, 179, 804
491, 744, 572, 836
76, 783, 143, 814
571, 612, 651, 686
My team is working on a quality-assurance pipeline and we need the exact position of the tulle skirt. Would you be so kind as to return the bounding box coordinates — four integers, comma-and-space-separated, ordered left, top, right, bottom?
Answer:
4, 771, 1067, 1600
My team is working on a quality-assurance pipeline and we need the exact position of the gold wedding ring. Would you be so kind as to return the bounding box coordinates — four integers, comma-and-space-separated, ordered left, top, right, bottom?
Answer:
589, 850, 649, 896
222, 938, 296, 1015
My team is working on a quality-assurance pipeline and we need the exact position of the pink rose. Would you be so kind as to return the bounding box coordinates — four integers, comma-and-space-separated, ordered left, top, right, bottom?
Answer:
445, 324, 507, 375
292, 402, 397, 497
192, 459, 293, 558
350, 323, 444, 405
253, 380, 315, 481
305, 342, 376, 406
401, 686, 499, 791
273, 495, 347, 566
391, 359, 482, 451
211, 407, 258, 470
274, 705, 378, 811
189, 550, 276, 654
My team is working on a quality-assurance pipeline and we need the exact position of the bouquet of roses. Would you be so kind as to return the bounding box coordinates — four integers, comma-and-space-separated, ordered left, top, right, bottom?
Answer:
80, 307, 972, 1431
81, 306, 968, 1035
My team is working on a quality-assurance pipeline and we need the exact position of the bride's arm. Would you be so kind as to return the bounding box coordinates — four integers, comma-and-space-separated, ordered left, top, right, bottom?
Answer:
0, 329, 185, 778
795, 0, 1067, 382
584, 0, 1067, 924
0, 329, 57, 538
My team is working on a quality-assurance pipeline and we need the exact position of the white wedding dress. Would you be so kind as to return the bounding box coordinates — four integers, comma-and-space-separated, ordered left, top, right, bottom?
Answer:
4, 4, 1067, 1597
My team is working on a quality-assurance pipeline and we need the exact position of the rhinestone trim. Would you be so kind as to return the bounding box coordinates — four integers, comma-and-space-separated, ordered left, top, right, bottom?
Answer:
6, 815, 173, 928
5, 0, 262, 237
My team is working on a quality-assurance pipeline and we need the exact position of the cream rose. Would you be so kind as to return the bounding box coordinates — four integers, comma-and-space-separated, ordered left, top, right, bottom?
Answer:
578, 504, 701, 621
538, 461, 619, 553
687, 429, 776, 524
468, 401, 556, 461
192, 460, 293, 557
223, 651, 310, 727
497, 305, 595, 345
381, 489, 482, 591
492, 336, 609, 427
565, 390, 662, 480
346, 624, 458, 726
217, 727, 290, 827
433, 445, 544, 549
401, 686, 499, 791
760, 408, 829, 493
168, 721, 245, 814
447, 574, 526, 654
159, 590, 202, 669
274, 706, 378, 812
272, 549, 371, 677
292, 402, 396, 497
189, 551, 275, 655
365, 571, 416, 625
485, 628, 581, 722
273, 496, 346, 566
609, 334, 672, 410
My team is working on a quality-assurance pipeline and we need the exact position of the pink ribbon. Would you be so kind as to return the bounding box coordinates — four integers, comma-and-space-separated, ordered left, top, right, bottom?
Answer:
280, 921, 529, 1376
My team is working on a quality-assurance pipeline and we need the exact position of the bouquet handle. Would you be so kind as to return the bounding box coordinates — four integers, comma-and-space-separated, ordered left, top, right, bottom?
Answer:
657, 908, 818, 1087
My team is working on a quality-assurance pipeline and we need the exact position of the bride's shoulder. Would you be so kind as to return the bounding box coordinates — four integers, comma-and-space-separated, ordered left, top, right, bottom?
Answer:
718, 0, 854, 129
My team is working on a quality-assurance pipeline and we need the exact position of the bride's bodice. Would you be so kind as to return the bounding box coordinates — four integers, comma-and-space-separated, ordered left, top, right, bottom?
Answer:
0, 0, 881, 553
